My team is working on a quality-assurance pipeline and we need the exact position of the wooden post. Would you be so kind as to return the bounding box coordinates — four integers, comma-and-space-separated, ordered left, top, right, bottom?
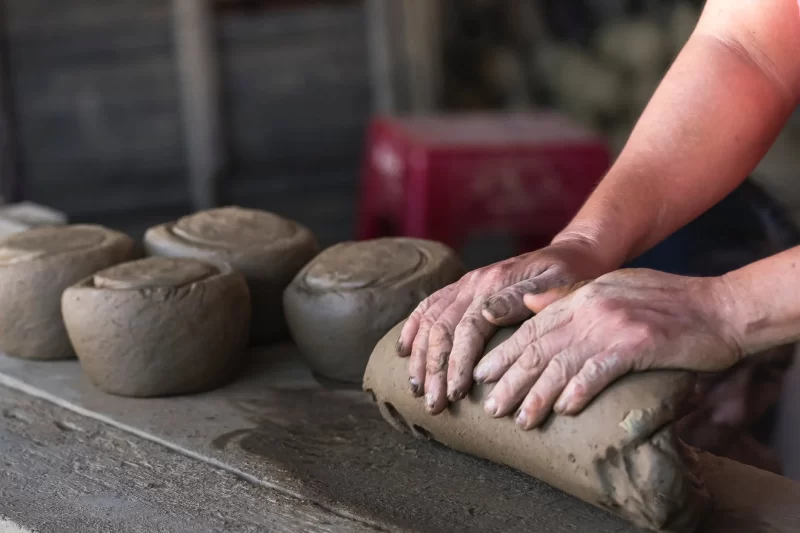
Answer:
172, 0, 225, 210
365, 0, 397, 113
0, 0, 20, 204
365, 0, 443, 115
400, 0, 443, 113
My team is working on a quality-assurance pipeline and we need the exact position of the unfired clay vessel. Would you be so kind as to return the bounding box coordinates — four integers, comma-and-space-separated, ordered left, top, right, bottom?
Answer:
0, 225, 136, 360
143, 206, 318, 343
62, 257, 251, 398
364, 322, 711, 533
284, 238, 465, 383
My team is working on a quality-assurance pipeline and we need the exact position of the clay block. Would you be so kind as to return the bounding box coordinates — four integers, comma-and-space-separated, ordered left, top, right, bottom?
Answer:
144, 206, 318, 344
284, 238, 465, 383
364, 322, 711, 532
0, 225, 136, 360
62, 257, 251, 398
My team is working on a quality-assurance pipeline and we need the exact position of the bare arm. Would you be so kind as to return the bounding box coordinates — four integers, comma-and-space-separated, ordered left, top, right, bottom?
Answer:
555, 0, 800, 272
400, 0, 800, 416
723, 245, 800, 355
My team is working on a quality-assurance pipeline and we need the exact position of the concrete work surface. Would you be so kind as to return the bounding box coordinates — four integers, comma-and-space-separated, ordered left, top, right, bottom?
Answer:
0, 342, 799, 532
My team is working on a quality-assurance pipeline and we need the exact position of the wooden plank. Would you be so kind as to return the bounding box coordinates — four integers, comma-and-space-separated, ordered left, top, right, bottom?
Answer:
172, 0, 225, 210
0, 347, 639, 533
1, 343, 798, 532
0, 384, 374, 533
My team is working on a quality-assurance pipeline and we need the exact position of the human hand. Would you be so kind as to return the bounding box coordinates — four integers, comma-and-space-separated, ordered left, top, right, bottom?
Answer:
475, 268, 745, 430
396, 238, 610, 415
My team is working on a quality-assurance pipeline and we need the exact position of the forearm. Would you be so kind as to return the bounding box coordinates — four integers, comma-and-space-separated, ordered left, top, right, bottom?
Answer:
719, 245, 800, 355
555, 14, 799, 271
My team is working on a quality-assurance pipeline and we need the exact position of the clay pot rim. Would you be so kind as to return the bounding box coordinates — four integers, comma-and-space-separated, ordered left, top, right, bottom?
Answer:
0, 225, 132, 267
292, 238, 461, 294
66, 257, 239, 293
144, 210, 316, 257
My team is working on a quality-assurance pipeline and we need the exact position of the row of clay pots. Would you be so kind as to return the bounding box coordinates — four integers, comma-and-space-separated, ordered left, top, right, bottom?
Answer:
0, 206, 465, 397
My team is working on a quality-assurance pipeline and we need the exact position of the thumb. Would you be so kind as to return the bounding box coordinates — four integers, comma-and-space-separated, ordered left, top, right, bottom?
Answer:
523, 280, 591, 314
483, 273, 574, 326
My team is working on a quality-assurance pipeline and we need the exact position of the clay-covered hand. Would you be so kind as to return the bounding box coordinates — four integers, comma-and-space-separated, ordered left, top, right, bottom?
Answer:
396, 238, 609, 415
476, 268, 745, 430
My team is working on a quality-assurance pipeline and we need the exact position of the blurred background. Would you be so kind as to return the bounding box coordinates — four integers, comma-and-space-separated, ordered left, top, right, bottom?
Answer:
1, 1, 799, 243
0, 0, 799, 478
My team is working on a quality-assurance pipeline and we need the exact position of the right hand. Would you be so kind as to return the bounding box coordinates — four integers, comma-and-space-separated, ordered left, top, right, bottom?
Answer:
395, 238, 610, 415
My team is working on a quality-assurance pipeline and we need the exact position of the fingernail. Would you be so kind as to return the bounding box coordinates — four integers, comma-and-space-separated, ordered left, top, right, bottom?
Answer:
484, 299, 508, 319
484, 397, 498, 416
554, 397, 568, 413
425, 393, 435, 410
555, 383, 576, 413
474, 365, 488, 383
446, 380, 456, 399
447, 380, 465, 402
515, 409, 528, 428
409, 377, 421, 395
395, 340, 404, 354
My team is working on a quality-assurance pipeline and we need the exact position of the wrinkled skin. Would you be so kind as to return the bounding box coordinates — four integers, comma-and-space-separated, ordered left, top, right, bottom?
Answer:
400, 259, 748, 430
474, 268, 744, 429
396, 239, 610, 415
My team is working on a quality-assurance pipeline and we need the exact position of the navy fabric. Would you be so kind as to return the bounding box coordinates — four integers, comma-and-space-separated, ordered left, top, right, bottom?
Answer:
624, 179, 800, 276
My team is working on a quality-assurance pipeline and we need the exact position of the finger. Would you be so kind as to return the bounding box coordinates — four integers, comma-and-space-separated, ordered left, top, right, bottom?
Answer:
483, 344, 549, 418
474, 308, 572, 383
554, 351, 634, 415
408, 297, 453, 396
523, 280, 591, 314
482, 271, 569, 325
446, 296, 496, 402
515, 347, 590, 430
398, 283, 458, 357
424, 295, 473, 414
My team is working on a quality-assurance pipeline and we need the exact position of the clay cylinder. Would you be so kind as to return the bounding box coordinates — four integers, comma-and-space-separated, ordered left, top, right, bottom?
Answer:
0, 225, 136, 360
364, 322, 711, 533
284, 238, 465, 383
143, 206, 319, 344
62, 257, 251, 398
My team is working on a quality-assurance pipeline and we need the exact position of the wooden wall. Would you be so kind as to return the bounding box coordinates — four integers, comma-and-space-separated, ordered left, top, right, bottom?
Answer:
4, 0, 371, 244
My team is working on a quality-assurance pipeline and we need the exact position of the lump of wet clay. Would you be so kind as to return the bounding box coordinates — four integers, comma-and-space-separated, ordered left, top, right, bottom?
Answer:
143, 206, 319, 343
0, 225, 136, 360
364, 322, 711, 533
62, 257, 251, 397
284, 238, 465, 383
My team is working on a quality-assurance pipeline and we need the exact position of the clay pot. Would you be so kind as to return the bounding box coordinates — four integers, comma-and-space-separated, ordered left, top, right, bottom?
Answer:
0, 225, 136, 360
62, 257, 251, 398
143, 206, 319, 344
283, 238, 465, 383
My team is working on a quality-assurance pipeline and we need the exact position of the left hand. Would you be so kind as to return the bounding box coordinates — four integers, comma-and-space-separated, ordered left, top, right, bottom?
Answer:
474, 268, 745, 430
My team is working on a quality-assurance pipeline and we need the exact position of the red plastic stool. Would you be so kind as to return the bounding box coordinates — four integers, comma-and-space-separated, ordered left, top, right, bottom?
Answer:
357, 112, 611, 255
